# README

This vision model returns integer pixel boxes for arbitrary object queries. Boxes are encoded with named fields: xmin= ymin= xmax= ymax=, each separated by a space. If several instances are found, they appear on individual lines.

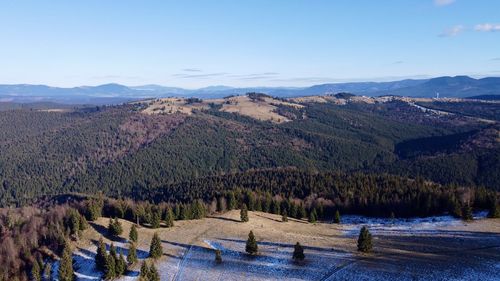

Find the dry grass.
xmin=138 ymin=95 xmax=304 ymax=123
xmin=75 ymin=211 xmax=500 ymax=280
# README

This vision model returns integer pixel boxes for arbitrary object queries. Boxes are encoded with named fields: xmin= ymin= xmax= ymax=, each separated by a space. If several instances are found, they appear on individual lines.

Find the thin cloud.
xmin=182 ymin=68 xmax=202 ymax=72
xmin=439 ymin=25 xmax=464 ymax=37
xmin=230 ymin=72 xmax=280 ymax=80
xmin=173 ymin=72 xmax=227 ymax=79
xmin=434 ymin=0 xmax=455 ymax=6
xmin=491 ymin=58 xmax=500 ymax=61
xmin=475 ymin=23 xmax=500 ymax=32
xmin=392 ymin=61 xmax=404 ymax=65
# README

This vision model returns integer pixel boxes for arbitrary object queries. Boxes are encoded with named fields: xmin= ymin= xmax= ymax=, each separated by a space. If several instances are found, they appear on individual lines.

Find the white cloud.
xmin=434 ymin=0 xmax=455 ymax=6
xmin=475 ymin=23 xmax=500 ymax=32
xmin=439 ymin=25 xmax=464 ymax=37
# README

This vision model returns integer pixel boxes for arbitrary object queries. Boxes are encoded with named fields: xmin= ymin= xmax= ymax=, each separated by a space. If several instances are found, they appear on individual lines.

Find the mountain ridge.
xmin=1 ymin=76 xmax=499 ymax=104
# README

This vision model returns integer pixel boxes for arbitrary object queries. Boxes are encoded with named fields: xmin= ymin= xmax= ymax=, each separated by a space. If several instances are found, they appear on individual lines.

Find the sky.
xmin=0 ymin=0 xmax=499 ymax=88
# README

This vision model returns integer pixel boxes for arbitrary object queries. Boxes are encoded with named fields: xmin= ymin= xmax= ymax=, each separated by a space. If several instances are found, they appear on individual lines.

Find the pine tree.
xmin=108 ymin=218 xmax=123 ymax=236
xmin=67 ymin=209 xmax=81 ymax=237
xmin=96 ymin=237 xmax=108 ymax=271
xmin=192 ymin=200 xmax=206 ymax=219
xmin=151 ymin=211 xmax=161 ymax=228
xmin=139 ymin=260 xmax=149 ymax=278
xmin=104 ymin=254 xmax=116 ymax=280
xmin=271 ymin=200 xmax=280 ymax=215
xmin=164 ymin=207 xmax=174 ymax=227
xmin=281 ymin=210 xmax=288 ymax=222
xmin=127 ymin=242 xmax=138 ymax=264
xmin=148 ymin=263 xmax=160 ymax=281
xmin=247 ymin=192 xmax=256 ymax=211
xmin=149 ymin=232 xmax=163 ymax=259
xmin=180 ymin=204 xmax=191 ymax=220
xmin=174 ymin=204 xmax=181 ymax=220
xmin=240 ymin=203 xmax=249 ymax=222
xmin=308 ymin=208 xmax=317 ymax=223
xmin=129 ymin=224 xmax=138 ymax=243
xmin=292 ymin=242 xmax=305 ymax=261
xmin=245 ymin=231 xmax=258 ymax=255
xmin=227 ymin=192 xmax=237 ymax=210
xmin=58 ymin=244 xmax=74 ymax=281
xmin=289 ymin=202 xmax=297 ymax=218
xmin=297 ymin=203 xmax=306 ymax=219
xmin=116 ymin=252 xmax=126 ymax=276
xmin=334 ymin=210 xmax=341 ymax=224
xmin=31 ymin=259 xmax=41 ymax=281
xmin=215 ymin=249 xmax=222 ymax=264
xmin=357 ymin=226 xmax=373 ymax=253
xmin=462 ymin=204 xmax=473 ymax=221
xmin=109 ymin=243 xmax=117 ymax=260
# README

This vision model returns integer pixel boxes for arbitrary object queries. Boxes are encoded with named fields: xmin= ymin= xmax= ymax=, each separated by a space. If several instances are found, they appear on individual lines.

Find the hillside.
xmin=0 ymin=94 xmax=498 ymax=207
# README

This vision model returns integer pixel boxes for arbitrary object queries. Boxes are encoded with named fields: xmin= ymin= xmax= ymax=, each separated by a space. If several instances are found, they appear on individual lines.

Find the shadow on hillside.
xmin=89 ymin=222 xmax=127 ymax=243
xmin=89 ymin=239 xmax=149 ymax=259
xmin=207 ymin=216 xmax=242 ymax=223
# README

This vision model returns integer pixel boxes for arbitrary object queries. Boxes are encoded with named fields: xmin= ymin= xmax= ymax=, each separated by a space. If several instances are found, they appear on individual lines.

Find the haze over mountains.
xmin=1 ymin=76 xmax=499 ymax=104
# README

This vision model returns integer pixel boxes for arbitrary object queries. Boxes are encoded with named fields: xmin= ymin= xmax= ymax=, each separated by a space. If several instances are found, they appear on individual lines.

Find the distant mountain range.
xmin=1 ymin=76 xmax=499 ymax=104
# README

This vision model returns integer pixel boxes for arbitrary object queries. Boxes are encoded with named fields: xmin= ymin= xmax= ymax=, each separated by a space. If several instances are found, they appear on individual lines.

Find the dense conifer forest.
xmin=0 ymin=99 xmax=498 ymax=207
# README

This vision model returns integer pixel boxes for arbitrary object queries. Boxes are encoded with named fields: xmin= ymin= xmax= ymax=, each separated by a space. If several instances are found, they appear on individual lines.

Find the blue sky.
xmin=0 ymin=0 xmax=499 ymax=88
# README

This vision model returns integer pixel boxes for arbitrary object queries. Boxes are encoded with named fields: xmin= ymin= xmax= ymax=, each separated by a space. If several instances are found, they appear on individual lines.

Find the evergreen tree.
xmin=180 ymin=204 xmax=191 ymax=220
xmin=116 ymin=252 xmax=126 ymax=276
xmin=149 ymin=232 xmax=163 ymax=259
xmin=289 ymin=202 xmax=297 ymax=218
xmin=245 ymin=231 xmax=258 ymax=255
xmin=109 ymin=243 xmax=117 ymax=260
xmin=58 ymin=244 xmax=74 ymax=281
xmin=129 ymin=224 xmax=138 ymax=243
xmin=127 ymin=242 xmax=138 ymax=264
xmin=308 ymin=208 xmax=317 ymax=223
xmin=292 ymin=242 xmax=305 ymax=261
xmin=108 ymin=218 xmax=123 ymax=236
xmin=192 ymin=200 xmax=206 ymax=219
xmin=151 ymin=211 xmax=161 ymax=228
xmin=139 ymin=260 xmax=149 ymax=279
xmin=67 ymin=209 xmax=81 ymax=237
xmin=297 ymin=203 xmax=306 ymax=219
xmin=174 ymin=204 xmax=181 ymax=220
xmin=96 ymin=237 xmax=108 ymax=271
xmin=227 ymin=192 xmax=236 ymax=210
xmin=281 ymin=210 xmax=288 ymax=222
xmin=334 ymin=210 xmax=341 ymax=224
xmin=263 ymin=193 xmax=272 ymax=213
xmin=104 ymin=254 xmax=116 ymax=280
xmin=215 ymin=249 xmax=222 ymax=264
xmin=164 ymin=206 xmax=174 ymax=227
xmin=247 ymin=192 xmax=256 ymax=211
xmin=31 ymin=259 xmax=41 ymax=281
xmin=271 ymin=200 xmax=280 ymax=215
xmin=87 ymin=200 xmax=102 ymax=221
xmin=148 ymin=263 xmax=160 ymax=281
xmin=462 ymin=204 xmax=473 ymax=221
xmin=240 ymin=203 xmax=249 ymax=222
xmin=357 ymin=226 xmax=373 ymax=253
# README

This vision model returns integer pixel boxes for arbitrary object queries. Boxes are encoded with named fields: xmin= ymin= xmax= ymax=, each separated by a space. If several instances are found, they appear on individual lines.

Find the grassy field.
xmin=70 ymin=210 xmax=500 ymax=281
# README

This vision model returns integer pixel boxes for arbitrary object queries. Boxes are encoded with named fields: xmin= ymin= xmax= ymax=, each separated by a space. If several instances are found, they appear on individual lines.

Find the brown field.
xmin=72 ymin=210 xmax=500 ymax=281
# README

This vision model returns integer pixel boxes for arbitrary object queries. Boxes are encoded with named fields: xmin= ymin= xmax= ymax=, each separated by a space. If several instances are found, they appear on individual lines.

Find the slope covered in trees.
xmin=0 ymin=98 xmax=498 ymax=207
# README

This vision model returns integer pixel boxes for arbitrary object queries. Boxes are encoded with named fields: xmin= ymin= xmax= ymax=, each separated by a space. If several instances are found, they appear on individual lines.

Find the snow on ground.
xmin=71 ymin=212 xmax=499 ymax=281
xmin=159 ymin=238 xmax=353 ymax=281
xmin=341 ymin=211 xmax=488 ymax=236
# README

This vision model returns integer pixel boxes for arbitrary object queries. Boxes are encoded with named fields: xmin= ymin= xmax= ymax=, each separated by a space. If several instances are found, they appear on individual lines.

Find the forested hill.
xmin=0 ymin=96 xmax=498 ymax=207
